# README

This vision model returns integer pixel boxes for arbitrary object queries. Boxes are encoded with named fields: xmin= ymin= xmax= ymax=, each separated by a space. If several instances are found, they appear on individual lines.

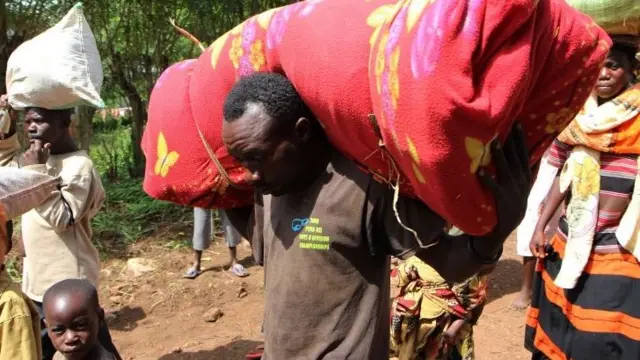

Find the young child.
xmin=43 ymin=279 xmax=116 ymax=360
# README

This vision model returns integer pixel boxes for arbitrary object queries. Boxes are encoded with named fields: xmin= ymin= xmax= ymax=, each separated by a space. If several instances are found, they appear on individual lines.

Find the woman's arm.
xmin=530 ymin=176 xmax=565 ymax=257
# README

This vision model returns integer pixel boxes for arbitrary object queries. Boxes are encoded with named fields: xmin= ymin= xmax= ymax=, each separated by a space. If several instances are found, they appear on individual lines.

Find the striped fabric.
xmin=525 ymin=139 xmax=640 ymax=359
xmin=550 ymin=139 xmax=638 ymax=249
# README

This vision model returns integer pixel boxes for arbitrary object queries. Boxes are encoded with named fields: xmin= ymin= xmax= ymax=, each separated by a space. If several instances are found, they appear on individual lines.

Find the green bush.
xmin=89 ymin=116 xmax=193 ymax=252
xmin=90 ymin=116 xmax=134 ymax=180
xmin=92 ymin=178 xmax=192 ymax=245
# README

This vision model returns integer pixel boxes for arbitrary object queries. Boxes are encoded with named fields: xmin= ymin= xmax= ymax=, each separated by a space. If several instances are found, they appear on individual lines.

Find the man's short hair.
xmin=223 ymin=72 xmax=315 ymax=126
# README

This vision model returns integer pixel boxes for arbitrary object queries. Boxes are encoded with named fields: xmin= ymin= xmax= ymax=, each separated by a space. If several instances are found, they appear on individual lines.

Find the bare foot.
xmin=511 ymin=289 xmax=532 ymax=310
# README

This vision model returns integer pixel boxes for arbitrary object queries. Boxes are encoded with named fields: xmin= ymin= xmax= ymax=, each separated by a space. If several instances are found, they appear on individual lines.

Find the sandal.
xmin=245 ymin=344 xmax=264 ymax=360
xmin=231 ymin=263 xmax=249 ymax=277
xmin=182 ymin=266 xmax=202 ymax=279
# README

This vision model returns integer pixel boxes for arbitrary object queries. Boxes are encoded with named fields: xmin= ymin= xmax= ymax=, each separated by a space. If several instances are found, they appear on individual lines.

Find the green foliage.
xmin=91 ymin=116 xmax=133 ymax=180
xmin=89 ymin=118 xmax=192 ymax=248
xmin=92 ymin=177 xmax=192 ymax=246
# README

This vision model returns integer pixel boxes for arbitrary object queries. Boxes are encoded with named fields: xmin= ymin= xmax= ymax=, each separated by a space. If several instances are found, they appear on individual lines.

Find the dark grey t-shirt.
xmin=248 ymin=153 xmax=444 ymax=360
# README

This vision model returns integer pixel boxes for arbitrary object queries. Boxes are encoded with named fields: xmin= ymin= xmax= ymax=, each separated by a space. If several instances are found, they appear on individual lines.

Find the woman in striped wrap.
xmin=525 ymin=37 xmax=640 ymax=360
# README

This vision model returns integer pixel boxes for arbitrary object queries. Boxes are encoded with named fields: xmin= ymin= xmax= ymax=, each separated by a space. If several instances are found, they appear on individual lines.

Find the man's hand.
xmin=22 ymin=140 xmax=51 ymax=166
xmin=474 ymin=124 xmax=532 ymax=257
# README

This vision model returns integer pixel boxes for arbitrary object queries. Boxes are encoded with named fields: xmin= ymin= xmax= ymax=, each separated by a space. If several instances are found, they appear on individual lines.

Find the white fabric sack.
xmin=5 ymin=3 xmax=104 ymax=110
xmin=0 ymin=167 xmax=60 ymax=219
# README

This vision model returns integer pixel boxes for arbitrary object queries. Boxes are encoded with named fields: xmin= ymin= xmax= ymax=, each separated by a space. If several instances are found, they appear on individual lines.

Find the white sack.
xmin=0 ymin=167 xmax=60 ymax=219
xmin=6 ymin=3 xmax=104 ymax=110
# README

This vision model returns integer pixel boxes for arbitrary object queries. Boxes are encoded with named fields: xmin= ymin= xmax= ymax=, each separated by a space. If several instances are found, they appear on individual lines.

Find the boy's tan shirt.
xmin=0 ymin=135 xmax=105 ymax=302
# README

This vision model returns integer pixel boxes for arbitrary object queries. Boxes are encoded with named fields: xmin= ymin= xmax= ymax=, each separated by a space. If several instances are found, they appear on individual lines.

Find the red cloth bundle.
xmin=187 ymin=0 xmax=397 ymax=207
xmin=143 ymin=0 xmax=609 ymax=234
xmin=369 ymin=0 xmax=610 ymax=233
xmin=142 ymin=60 xmax=253 ymax=208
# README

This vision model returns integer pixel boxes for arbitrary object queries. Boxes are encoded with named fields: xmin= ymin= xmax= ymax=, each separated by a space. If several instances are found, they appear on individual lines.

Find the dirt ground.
xmin=102 ymin=234 xmax=531 ymax=360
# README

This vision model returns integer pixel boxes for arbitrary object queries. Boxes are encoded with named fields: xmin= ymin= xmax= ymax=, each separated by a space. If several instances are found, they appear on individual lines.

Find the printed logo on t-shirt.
xmin=292 ymin=217 xmax=330 ymax=251
xmin=291 ymin=218 xmax=310 ymax=232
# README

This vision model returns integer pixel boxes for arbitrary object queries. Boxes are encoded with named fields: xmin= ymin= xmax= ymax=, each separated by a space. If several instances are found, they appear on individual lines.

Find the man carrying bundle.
xmin=222 ymin=73 xmax=532 ymax=359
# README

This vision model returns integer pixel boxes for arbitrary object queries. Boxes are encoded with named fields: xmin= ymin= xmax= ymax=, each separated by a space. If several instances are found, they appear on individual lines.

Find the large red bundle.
xmin=368 ymin=0 xmax=611 ymax=233
xmin=142 ymin=60 xmax=253 ymax=208
xmin=143 ymin=0 xmax=609 ymax=234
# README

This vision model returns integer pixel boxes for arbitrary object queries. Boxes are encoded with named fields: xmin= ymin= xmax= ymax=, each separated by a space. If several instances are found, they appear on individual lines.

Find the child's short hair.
xmin=43 ymin=278 xmax=100 ymax=310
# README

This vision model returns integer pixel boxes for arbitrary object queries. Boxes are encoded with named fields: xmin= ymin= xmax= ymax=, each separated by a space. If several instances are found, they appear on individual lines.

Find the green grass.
xmin=89 ymin=118 xmax=195 ymax=257
xmin=92 ymin=178 xmax=192 ymax=244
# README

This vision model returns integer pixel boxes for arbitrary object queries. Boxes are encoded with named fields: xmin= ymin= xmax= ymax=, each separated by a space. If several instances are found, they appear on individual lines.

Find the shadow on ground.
xmin=106 ymin=305 xmax=147 ymax=331
xmin=486 ymin=258 xmax=523 ymax=304
xmin=158 ymin=339 xmax=262 ymax=360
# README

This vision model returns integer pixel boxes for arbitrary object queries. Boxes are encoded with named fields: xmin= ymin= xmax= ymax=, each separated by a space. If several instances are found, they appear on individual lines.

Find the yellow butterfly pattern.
xmin=406 ymin=136 xmax=426 ymax=183
xmin=465 ymin=136 xmax=492 ymax=174
xmin=154 ymin=132 xmax=180 ymax=178
xmin=366 ymin=4 xmax=395 ymax=47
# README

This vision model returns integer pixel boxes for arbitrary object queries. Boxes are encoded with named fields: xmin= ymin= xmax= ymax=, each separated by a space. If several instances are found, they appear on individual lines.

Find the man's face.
xmin=44 ymin=294 xmax=101 ymax=360
xmin=23 ymin=108 xmax=65 ymax=145
xmin=222 ymin=104 xmax=307 ymax=196
xmin=595 ymin=49 xmax=632 ymax=100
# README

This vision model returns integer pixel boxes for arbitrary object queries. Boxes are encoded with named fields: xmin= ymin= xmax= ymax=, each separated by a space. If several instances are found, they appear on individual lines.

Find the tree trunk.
xmin=128 ymin=96 xmax=146 ymax=178
xmin=74 ymin=106 xmax=96 ymax=151
xmin=111 ymin=51 xmax=147 ymax=178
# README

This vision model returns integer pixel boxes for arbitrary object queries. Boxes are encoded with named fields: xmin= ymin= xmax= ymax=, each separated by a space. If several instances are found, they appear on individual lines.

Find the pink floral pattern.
xmin=380 ymin=5 xmax=408 ymax=132
xmin=462 ymin=0 xmax=483 ymax=38
xmin=410 ymin=0 xmax=454 ymax=79
xmin=300 ymin=0 xmax=324 ymax=17
xmin=229 ymin=19 xmax=267 ymax=77
xmin=267 ymin=7 xmax=293 ymax=50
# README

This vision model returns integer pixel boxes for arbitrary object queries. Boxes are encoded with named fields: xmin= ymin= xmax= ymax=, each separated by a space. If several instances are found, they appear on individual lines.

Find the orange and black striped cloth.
xmin=525 ymin=140 xmax=640 ymax=359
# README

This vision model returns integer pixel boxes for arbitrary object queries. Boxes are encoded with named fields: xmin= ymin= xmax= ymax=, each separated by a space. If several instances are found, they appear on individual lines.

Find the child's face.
xmin=44 ymin=294 xmax=101 ymax=360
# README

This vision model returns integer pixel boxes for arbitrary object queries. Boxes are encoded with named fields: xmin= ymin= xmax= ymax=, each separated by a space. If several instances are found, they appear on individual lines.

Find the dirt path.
xmin=104 ymin=235 xmax=530 ymax=359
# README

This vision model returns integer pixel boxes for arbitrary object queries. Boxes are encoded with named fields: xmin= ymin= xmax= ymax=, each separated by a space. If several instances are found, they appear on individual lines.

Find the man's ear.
xmin=43 ymin=318 xmax=49 ymax=329
xmin=97 ymin=307 xmax=105 ymax=323
xmin=294 ymin=117 xmax=311 ymax=143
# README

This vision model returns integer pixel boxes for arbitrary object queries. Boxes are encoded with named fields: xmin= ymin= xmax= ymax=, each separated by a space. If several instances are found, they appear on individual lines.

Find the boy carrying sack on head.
xmin=0 ymin=4 xmax=120 ymax=358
